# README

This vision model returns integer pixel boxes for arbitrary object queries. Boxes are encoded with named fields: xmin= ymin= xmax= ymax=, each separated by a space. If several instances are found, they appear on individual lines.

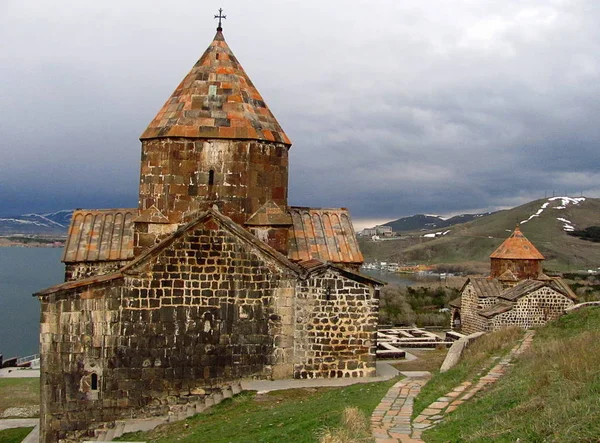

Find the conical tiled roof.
xmin=140 ymin=31 xmax=291 ymax=145
xmin=490 ymin=226 xmax=544 ymax=260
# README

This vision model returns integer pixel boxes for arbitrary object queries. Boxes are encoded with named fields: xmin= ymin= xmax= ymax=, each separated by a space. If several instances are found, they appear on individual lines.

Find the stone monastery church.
xmin=36 ymin=23 xmax=382 ymax=442
xmin=450 ymin=226 xmax=576 ymax=334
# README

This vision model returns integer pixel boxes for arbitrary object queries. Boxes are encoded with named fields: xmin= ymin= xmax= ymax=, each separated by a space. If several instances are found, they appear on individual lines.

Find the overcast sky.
xmin=1 ymin=0 xmax=599 ymax=228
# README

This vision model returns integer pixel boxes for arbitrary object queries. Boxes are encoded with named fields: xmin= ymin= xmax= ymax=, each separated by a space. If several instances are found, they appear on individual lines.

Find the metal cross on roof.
xmin=215 ymin=8 xmax=226 ymax=31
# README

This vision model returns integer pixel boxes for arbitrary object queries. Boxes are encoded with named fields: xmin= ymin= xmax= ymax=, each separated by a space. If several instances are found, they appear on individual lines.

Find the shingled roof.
xmin=490 ymin=226 xmax=544 ymax=260
xmin=498 ymin=278 xmax=577 ymax=302
xmin=63 ymin=209 xmax=135 ymax=263
xmin=140 ymin=30 xmax=291 ymax=145
xmin=288 ymin=207 xmax=363 ymax=265
xmin=479 ymin=302 xmax=514 ymax=318
xmin=468 ymin=278 xmax=504 ymax=298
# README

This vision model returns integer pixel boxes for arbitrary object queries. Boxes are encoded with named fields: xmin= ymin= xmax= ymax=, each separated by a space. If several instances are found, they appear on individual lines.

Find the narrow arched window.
xmin=208 ymin=170 xmax=215 ymax=186
xmin=91 ymin=373 xmax=98 ymax=390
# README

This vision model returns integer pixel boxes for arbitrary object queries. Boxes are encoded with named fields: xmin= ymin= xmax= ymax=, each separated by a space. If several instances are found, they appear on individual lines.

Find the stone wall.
xmin=490 ymin=258 xmax=542 ymax=280
xmin=293 ymin=269 xmax=378 ymax=379
xmin=460 ymin=283 xmax=493 ymax=334
xmin=39 ymin=217 xmax=297 ymax=442
xmin=491 ymin=287 xmax=574 ymax=330
xmin=138 ymin=138 xmax=289 ymax=225
xmin=64 ymin=260 xmax=130 ymax=281
xmin=39 ymin=282 xmax=122 ymax=443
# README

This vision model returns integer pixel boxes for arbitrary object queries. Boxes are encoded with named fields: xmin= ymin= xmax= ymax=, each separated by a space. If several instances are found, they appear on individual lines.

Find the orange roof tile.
xmin=490 ymin=226 xmax=544 ymax=260
xmin=63 ymin=209 xmax=135 ymax=263
xmin=140 ymin=31 xmax=291 ymax=146
xmin=288 ymin=207 xmax=363 ymax=265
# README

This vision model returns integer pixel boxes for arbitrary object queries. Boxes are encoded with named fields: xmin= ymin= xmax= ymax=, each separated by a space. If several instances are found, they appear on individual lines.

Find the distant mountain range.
xmin=382 ymin=213 xmax=493 ymax=232
xmin=360 ymin=196 xmax=600 ymax=272
xmin=0 ymin=210 xmax=73 ymax=235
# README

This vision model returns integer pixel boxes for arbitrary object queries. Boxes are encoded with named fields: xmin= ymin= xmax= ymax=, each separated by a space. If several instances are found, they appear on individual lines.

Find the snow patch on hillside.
xmin=521 ymin=197 xmax=585 ymax=224
xmin=549 ymin=196 xmax=585 ymax=209
xmin=557 ymin=217 xmax=575 ymax=232
xmin=0 ymin=218 xmax=45 ymax=226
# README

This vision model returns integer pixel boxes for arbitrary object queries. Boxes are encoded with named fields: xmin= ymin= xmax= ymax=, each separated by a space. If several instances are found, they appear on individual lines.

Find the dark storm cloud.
xmin=1 ymin=0 xmax=599 ymax=224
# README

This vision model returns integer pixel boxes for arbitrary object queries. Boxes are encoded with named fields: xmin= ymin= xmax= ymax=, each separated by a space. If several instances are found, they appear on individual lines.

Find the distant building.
xmin=360 ymin=225 xmax=393 ymax=237
xmin=360 ymin=228 xmax=377 ymax=237
xmin=375 ymin=225 xmax=393 ymax=236
xmin=450 ymin=226 xmax=576 ymax=333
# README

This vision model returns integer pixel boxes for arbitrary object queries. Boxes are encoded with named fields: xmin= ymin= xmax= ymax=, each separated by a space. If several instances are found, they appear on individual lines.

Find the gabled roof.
xmin=449 ymin=296 xmax=462 ymax=309
xmin=296 ymin=259 xmax=385 ymax=286
xmin=465 ymin=277 xmax=503 ymax=298
xmin=288 ymin=207 xmax=363 ymax=265
xmin=35 ymin=272 xmax=123 ymax=297
xmin=479 ymin=302 xmax=514 ymax=318
xmin=498 ymin=278 xmax=577 ymax=302
xmin=40 ymin=208 xmax=379 ymax=296
xmin=121 ymin=208 xmax=302 ymax=276
xmin=490 ymin=226 xmax=544 ymax=260
xmin=63 ymin=209 xmax=135 ymax=263
xmin=140 ymin=31 xmax=291 ymax=146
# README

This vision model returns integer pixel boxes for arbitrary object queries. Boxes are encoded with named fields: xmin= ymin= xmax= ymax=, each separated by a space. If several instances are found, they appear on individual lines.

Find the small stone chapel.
xmin=450 ymin=226 xmax=576 ymax=334
xmin=35 ymin=19 xmax=381 ymax=443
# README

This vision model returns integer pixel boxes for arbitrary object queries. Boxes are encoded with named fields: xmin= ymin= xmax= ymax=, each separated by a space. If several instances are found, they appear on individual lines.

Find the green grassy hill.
xmin=424 ymin=307 xmax=600 ymax=442
xmin=361 ymin=197 xmax=600 ymax=272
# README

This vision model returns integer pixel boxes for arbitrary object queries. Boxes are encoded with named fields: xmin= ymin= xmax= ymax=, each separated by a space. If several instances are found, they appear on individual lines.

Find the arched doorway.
xmin=452 ymin=310 xmax=462 ymax=331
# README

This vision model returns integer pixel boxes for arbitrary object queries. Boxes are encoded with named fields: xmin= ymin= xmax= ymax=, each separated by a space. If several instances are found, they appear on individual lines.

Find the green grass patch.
xmin=0 ymin=378 xmax=39 ymax=416
xmin=0 ymin=427 xmax=34 ymax=443
xmin=117 ymin=378 xmax=397 ymax=443
xmin=424 ymin=307 xmax=600 ymax=442
xmin=413 ymin=327 xmax=523 ymax=418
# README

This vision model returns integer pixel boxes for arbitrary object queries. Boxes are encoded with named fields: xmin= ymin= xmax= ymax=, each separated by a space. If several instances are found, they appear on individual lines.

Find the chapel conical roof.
xmin=140 ymin=30 xmax=291 ymax=145
xmin=490 ymin=226 xmax=544 ymax=260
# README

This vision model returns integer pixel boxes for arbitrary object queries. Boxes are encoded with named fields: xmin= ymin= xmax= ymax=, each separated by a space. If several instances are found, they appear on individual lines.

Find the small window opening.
xmin=91 ymin=373 xmax=98 ymax=391
xmin=325 ymin=286 xmax=332 ymax=301
xmin=208 ymin=170 xmax=215 ymax=186
xmin=216 ymin=53 xmax=219 ymax=60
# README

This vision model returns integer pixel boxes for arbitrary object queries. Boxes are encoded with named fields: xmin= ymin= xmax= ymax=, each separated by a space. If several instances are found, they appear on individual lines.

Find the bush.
xmin=379 ymin=285 xmax=457 ymax=327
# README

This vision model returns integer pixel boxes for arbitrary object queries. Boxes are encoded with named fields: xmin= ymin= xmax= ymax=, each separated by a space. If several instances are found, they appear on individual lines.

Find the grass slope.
xmin=0 ymin=378 xmax=39 ymax=417
xmin=412 ymin=327 xmax=523 ymax=419
xmin=363 ymin=197 xmax=600 ymax=271
xmin=424 ymin=307 xmax=600 ymax=442
xmin=0 ymin=427 xmax=34 ymax=443
xmin=117 ymin=379 xmax=397 ymax=443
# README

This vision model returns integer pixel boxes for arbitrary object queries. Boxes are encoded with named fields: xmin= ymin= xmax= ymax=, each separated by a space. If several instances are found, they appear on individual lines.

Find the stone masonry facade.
xmin=139 ymin=136 xmax=288 ymax=226
xmin=294 ymin=269 xmax=378 ymax=379
xmin=459 ymin=282 xmax=493 ymax=335
xmin=36 ymin=26 xmax=381 ymax=443
xmin=490 ymin=287 xmax=574 ymax=330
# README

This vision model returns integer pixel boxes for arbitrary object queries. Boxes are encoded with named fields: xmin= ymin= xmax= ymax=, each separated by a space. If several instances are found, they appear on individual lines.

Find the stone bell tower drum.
xmin=138 ymin=30 xmax=291 ymax=226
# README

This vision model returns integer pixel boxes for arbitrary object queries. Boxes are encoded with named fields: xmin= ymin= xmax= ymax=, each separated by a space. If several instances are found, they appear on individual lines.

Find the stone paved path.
xmin=371 ymin=330 xmax=535 ymax=442
xmin=371 ymin=372 xmax=431 ymax=443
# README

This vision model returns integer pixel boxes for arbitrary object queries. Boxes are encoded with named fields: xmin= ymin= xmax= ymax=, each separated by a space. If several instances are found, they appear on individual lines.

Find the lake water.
xmin=0 ymin=247 xmax=64 ymax=359
xmin=360 ymin=269 xmax=442 ymax=287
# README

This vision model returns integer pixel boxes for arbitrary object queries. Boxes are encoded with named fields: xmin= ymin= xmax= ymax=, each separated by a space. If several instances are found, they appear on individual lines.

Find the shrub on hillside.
xmin=567 ymin=225 xmax=600 ymax=242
